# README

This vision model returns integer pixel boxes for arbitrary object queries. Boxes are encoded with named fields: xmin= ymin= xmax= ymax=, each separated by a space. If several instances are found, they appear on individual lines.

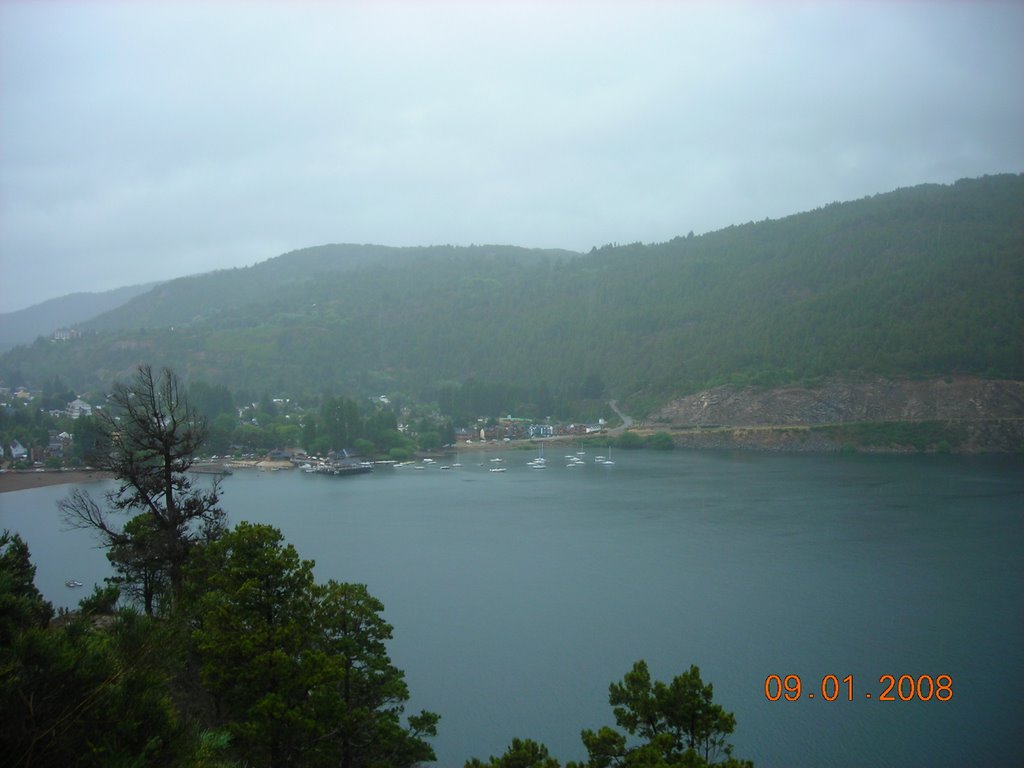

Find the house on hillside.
xmin=10 ymin=440 xmax=28 ymax=461
xmin=66 ymin=398 xmax=93 ymax=419
xmin=47 ymin=431 xmax=70 ymax=459
xmin=52 ymin=328 xmax=80 ymax=341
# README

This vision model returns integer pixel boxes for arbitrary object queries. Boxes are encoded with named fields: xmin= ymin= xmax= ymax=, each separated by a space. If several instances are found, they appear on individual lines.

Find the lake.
xmin=2 ymin=449 xmax=1022 ymax=767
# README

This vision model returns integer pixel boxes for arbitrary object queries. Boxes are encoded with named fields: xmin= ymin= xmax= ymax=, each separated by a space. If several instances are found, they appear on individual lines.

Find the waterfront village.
xmin=1 ymin=386 xmax=610 ymax=475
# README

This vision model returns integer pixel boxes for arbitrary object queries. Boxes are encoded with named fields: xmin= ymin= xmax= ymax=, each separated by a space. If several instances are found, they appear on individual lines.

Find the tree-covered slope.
xmin=583 ymin=173 xmax=1023 ymax=402
xmin=1 ymin=174 xmax=1020 ymax=409
xmin=0 ymin=282 xmax=158 ymax=352
xmin=81 ymin=243 xmax=578 ymax=333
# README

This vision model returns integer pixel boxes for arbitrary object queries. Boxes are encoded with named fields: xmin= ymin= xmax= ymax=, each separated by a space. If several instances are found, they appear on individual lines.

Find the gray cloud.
xmin=1 ymin=1 xmax=1022 ymax=312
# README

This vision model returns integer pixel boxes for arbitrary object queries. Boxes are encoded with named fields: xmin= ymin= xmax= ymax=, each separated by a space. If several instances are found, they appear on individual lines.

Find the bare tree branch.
xmin=59 ymin=365 xmax=224 ymax=613
xmin=59 ymin=488 xmax=127 ymax=548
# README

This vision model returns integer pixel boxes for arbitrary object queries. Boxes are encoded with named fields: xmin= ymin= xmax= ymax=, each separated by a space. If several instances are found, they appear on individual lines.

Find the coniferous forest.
xmin=1 ymin=175 xmax=1020 ymax=420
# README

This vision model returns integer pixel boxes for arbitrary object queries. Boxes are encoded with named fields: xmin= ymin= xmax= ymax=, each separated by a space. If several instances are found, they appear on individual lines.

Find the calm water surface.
xmin=2 ymin=450 xmax=1022 ymax=767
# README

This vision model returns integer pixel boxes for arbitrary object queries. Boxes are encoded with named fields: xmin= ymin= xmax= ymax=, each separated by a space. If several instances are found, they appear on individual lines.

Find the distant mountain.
xmin=0 ymin=283 xmax=159 ymax=353
xmin=83 ymin=244 xmax=579 ymax=333
xmin=1 ymin=174 xmax=1021 ymax=416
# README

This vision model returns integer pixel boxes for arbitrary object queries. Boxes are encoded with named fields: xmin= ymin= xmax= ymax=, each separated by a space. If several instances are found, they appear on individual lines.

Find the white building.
xmin=66 ymin=398 xmax=93 ymax=419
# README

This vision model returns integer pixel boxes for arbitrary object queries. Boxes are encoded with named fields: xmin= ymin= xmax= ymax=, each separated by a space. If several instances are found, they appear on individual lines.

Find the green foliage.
xmin=814 ymin=420 xmax=965 ymax=452
xmin=595 ymin=661 xmax=740 ymax=766
xmin=0 ymin=531 xmax=53 ymax=645
xmin=207 ymin=413 xmax=238 ymax=454
xmin=7 ymin=176 xmax=1020 ymax=410
xmin=78 ymin=583 xmax=120 ymax=615
xmin=417 ymin=430 xmax=443 ymax=451
xmin=466 ymin=737 xmax=562 ymax=768
xmin=442 ymin=378 xmax=573 ymax=422
xmin=188 ymin=523 xmax=319 ymax=765
xmin=181 ymin=729 xmax=240 ymax=768
xmin=320 ymin=396 xmax=364 ymax=450
xmin=466 ymin=661 xmax=751 ymax=768
xmin=1 ymin=593 xmax=186 ymax=767
xmin=311 ymin=581 xmax=439 ymax=768
xmin=189 ymin=380 xmax=234 ymax=420
xmin=187 ymin=522 xmax=438 ymax=768
xmin=38 ymin=375 xmax=76 ymax=411
xmin=105 ymin=513 xmax=171 ymax=616
xmin=580 ymin=373 xmax=606 ymax=400
xmin=614 ymin=431 xmax=645 ymax=450
xmin=645 ymin=432 xmax=675 ymax=451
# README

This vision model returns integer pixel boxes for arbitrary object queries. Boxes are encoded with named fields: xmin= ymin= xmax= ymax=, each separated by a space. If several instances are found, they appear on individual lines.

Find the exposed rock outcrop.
xmin=645 ymin=377 xmax=1024 ymax=453
xmin=649 ymin=377 xmax=1024 ymax=427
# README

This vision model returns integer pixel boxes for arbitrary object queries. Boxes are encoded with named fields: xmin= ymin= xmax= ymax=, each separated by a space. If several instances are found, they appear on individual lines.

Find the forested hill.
xmin=82 ymin=244 xmax=580 ymax=332
xmin=1 ymin=174 xmax=1021 ymax=412
xmin=0 ymin=282 xmax=158 ymax=353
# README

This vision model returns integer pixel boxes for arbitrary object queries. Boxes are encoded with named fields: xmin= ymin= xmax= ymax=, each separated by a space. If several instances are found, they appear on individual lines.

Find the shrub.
xmin=645 ymin=432 xmax=675 ymax=451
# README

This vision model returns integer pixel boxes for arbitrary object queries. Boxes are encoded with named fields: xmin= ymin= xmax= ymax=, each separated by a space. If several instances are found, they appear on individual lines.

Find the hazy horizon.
xmin=2 ymin=172 xmax=1021 ymax=316
xmin=2 ymin=1 xmax=1022 ymax=313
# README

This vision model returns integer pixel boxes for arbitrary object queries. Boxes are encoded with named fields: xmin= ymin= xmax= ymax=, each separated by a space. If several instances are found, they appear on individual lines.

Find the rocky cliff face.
xmin=648 ymin=377 xmax=1024 ymax=427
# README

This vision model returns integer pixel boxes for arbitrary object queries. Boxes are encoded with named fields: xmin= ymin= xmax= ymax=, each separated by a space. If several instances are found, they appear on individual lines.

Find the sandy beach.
xmin=0 ymin=470 xmax=113 ymax=494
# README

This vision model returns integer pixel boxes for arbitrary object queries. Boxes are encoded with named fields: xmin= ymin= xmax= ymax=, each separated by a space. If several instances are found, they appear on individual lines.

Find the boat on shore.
xmin=191 ymin=463 xmax=234 ymax=476
xmin=306 ymin=458 xmax=373 ymax=477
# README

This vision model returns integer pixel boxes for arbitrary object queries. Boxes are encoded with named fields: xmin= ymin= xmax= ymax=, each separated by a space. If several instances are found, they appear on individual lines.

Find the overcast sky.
xmin=1 ymin=1 xmax=1021 ymax=313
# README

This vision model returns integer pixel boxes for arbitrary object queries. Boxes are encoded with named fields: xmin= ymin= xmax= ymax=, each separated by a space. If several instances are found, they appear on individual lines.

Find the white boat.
xmin=65 ymin=579 xmax=83 ymax=588
xmin=527 ymin=443 xmax=547 ymax=468
xmin=489 ymin=467 xmax=507 ymax=473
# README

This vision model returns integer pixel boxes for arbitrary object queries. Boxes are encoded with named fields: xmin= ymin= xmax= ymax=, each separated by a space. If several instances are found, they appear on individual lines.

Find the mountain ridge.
xmin=1 ymin=174 xmax=1020 ymax=421
xmin=0 ymin=282 xmax=160 ymax=353
xmin=82 ymin=244 xmax=580 ymax=333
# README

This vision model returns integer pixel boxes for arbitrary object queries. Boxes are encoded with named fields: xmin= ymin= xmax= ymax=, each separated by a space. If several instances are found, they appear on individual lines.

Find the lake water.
xmin=2 ymin=449 xmax=1022 ymax=767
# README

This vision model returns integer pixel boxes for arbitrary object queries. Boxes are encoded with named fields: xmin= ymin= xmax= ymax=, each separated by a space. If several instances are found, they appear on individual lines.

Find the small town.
xmin=1 ymin=383 xmax=616 ymax=478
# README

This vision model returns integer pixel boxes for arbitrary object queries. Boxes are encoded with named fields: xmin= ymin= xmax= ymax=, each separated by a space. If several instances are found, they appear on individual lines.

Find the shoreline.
xmin=6 ymin=422 xmax=1013 ymax=496
xmin=0 ymin=470 xmax=114 ymax=494
xmin=0 ymin=439 xmax=594 ymax=494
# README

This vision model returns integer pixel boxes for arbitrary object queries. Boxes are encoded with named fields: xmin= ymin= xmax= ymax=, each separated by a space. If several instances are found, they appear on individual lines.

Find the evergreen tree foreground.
xmin=4 ymin=365 xmax=439 ymax=767
xmin=467 ymin=660 xmax=752 ymax=768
